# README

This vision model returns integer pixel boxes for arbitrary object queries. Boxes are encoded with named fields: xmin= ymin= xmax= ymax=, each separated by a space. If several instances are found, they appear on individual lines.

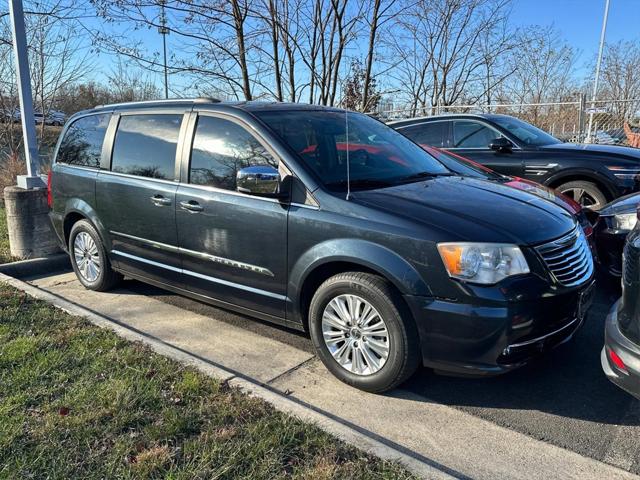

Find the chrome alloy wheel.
xmin=73 ymin=232 xmax=101 ymax=283
xmin=559 ymin=186 xmax=603 ymax=210
xmin=321 ymin=294 xmax=390 ymax=375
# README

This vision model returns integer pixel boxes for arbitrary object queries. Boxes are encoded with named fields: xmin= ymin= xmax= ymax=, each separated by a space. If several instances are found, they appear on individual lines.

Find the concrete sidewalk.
xmin=14 ymin=269 xmax=639 ymax=479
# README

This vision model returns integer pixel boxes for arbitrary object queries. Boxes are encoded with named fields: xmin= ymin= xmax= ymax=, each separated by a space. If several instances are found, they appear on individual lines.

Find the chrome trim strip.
xmin=111 ymin=250 xmax=285 ymax=300
xmin=290 ymin=202 xmax=320 ymax=211
xmin=507 ymin=317 xmax=580 ymax=349
xmin=54 ymin=163 xmax=100 ymax=172
xmin=180 ymin=247 xmax=274 ymax=277
xmin=110 ymin=231 xmax=274 ymax=277
xmin=111 ymin=231 xmax=179 ymax=253
xmin=177 ymin=182 xmax=283 ymax=204
xmin=99 ymin=169 xmax=180 ymax=185
xmin=112 ymin=250 xmax=181 ymax=273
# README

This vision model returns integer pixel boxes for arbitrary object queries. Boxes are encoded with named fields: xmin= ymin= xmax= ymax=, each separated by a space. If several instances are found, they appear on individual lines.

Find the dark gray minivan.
xmin=49 ymin=99 xmax=595 ymax=392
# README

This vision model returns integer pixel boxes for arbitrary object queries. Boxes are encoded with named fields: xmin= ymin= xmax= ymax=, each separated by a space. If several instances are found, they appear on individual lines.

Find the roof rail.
xmin=94 ymin=97 xmax=222 ymax=109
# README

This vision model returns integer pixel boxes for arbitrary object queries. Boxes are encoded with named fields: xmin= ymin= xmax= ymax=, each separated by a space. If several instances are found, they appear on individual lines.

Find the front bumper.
xmin=593 ymin=221 xmax=628 ymax=277
xmin=602 ymin=299 xmax=640 ymax=400
xmin=404 ymin=276 xmax=595 ymax=376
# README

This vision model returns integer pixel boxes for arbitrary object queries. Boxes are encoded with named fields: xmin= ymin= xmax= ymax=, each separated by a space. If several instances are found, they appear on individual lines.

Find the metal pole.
xmin=159 ymin=0 xmax=169 ymax=99
xmin=586 ymin=0 xmax=610 ymax=143
xmin=162 ymin=32 xmax=168 ymax=99
xmin=9 ymin=0 xmax=44 ymax=189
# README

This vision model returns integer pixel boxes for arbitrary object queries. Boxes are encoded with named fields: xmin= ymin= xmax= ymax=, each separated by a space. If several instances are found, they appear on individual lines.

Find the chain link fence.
xmin=375 ymin=97 xmax=640 ymax=147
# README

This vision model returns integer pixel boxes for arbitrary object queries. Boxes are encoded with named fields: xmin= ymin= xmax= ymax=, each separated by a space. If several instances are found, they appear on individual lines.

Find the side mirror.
xmin=236 ymin=165 xmax=285 ymax=198
xmin=489 ymin=137 xmax=513 ymax=152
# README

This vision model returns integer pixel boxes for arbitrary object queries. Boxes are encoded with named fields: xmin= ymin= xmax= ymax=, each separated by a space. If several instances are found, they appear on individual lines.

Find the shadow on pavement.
xmin=398 ymin=274 xmax=639 ymax=430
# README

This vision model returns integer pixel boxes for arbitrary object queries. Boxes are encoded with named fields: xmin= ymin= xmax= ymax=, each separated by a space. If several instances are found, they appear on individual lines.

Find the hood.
xmin=600 ymin=192 xmax=640 ymax=216
xmin=541 ymin=142 xmax=640 ymax=160
xmin=504 ymin=177 xmax=581 ymax=215
xmin=351 ymin=176 xmax=575 ymax=245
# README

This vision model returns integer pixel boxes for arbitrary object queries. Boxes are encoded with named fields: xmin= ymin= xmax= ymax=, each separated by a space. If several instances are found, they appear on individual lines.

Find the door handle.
xmin=180 ymin=200 xmax=204 ymax=212
xmin=150 ymin=195 xmax=172 ymax=206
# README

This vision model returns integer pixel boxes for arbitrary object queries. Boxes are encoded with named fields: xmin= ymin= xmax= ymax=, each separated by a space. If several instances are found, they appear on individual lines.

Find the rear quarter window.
xmin=398 ymin=121 xmax=448 ymax=148
xmin=56 ymin=114 xmax=110 ymax=168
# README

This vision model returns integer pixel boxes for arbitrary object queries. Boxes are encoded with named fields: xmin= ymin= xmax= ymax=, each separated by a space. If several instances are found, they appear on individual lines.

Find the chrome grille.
xmin=535 ymin=227 xmax=594 ymax=287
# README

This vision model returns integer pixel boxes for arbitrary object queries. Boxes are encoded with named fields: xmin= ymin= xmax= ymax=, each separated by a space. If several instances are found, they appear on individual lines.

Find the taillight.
xmin=608 ymin=347 xmax=627 ymax=372
xmin=46 ymin=170 xmax=53 ymax=208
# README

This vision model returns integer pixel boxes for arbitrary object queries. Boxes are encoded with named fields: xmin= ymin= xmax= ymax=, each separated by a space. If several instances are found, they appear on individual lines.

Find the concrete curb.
xmin=0 ymin=268 xmax=455 ymax=480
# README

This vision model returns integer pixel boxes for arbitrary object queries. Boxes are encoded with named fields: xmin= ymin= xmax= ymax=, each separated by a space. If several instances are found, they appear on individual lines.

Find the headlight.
xmin=611 ymin=212 xmax=638 ymax=232
xmin=437 ymin=243 xmax=530 ymax=284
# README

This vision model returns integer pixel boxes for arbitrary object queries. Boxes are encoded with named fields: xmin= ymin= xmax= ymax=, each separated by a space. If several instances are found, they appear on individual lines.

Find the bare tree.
xmin=499 ymin=26 xmax=577 ymax=125
xmin=107 ymin=58 xmax=162 ymax=103
xmin=360 ymin=0 xmax=399 ymax=111
xmin=597 ymin=40 xmax=640 ymax=119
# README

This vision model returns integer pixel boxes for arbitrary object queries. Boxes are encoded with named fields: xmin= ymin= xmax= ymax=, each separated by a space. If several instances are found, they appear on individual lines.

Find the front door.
xmin=96 ymin=112 xmax=185 ymax=284
xmin=447 ymin=119 xmax=524 ymax=178
xmin=176 ymin=113 xmax=288 ymax=319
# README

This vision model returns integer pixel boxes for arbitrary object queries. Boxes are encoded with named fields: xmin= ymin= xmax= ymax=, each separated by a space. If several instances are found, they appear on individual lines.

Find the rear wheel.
xmin=308 ymin=272 xmax=420 ymax=393
xmin=69 ymin=220 xmax=122 ymax=291
xmin=557 ymin=180 xmax=607 ymax=211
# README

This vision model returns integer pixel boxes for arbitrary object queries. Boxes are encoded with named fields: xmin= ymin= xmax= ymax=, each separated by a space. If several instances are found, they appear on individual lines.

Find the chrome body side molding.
xmin=110 ymin=230 xmax=275 ymax=277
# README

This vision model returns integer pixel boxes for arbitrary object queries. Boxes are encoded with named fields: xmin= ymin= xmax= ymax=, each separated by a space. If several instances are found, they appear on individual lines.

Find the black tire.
xmin=308 ymin=272 xmax=420 ymax=393
xmin=68 ymin=219 xmax=122 ymax=291
xmin=556 ymin=180 xmax=607 ymax=211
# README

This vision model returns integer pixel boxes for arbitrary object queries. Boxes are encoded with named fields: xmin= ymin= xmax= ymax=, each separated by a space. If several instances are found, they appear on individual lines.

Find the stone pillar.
xmin=4 ymin=186 xmax=60 ymax=259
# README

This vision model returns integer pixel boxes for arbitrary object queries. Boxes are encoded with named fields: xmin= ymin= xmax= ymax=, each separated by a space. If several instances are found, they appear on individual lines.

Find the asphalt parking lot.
xmin=125 ymin=272 xmax=640 ymax=475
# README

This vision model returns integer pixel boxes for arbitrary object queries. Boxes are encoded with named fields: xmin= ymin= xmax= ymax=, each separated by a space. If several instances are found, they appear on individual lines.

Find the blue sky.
xmin=511 ymin=0 xmax=639 ymax=74
xmin=87 ymin=0 xmax=640 ymax=92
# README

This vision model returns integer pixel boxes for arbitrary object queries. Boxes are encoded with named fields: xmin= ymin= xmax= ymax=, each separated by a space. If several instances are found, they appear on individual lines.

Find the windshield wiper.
xmin=396 ymin=171 xmax=454 ymax=184
xmin=325 ymin=178 xmax=394 ymax=191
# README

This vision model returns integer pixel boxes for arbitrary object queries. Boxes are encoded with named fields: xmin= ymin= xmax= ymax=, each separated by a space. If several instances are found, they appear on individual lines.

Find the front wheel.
xmin=556 ymin=180 xmax=607 ymax=211
xmin=308 ymin=272 xmax=420 ymax=393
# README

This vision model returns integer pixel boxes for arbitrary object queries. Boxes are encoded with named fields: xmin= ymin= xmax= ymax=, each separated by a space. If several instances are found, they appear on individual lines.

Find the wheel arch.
xmin=62 ymin=199 xmax=109 ymax=249
xmin=545 ymin=169 xmax=617 ymax=201
xmin=289 ymin=240 xmax=431 ymax=331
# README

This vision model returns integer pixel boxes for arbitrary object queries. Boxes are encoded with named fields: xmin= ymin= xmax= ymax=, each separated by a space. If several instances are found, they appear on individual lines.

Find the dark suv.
xmin=389 ymin=114 xmax=640 ymax=210
xmin=49 ymin=99 xmax=595 ymax=392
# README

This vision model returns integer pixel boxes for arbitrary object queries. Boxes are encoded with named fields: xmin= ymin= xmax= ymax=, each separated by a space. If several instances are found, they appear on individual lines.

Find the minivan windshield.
xmin=256 ymin=110 xmax=451 ymax=191
xmin=491 ymin=116 xmax=560 ymax=147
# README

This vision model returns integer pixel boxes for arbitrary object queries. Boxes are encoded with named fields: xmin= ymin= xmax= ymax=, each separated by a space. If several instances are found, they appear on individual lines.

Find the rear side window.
xmin=56 ymin=114 xmax=110 ymax=168
xmin=111 ymin=114 xmax=182 ymax=180
xmin=399 ymin=121 xmax=448 ymax=147
xmin=189 ymin=115 xmax=278 ymax=191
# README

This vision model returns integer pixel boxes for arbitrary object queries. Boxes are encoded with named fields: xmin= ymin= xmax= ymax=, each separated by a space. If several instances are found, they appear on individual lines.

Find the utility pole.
xmin=159 ymin=0 xmax=169 ymax=99
xmin=586 ymin=0 xmax=610 ymax=143
xmin=9 ymin=0 xmax=44 ymax=189
xmin=5 ymin=0 xmax=59 ymax=260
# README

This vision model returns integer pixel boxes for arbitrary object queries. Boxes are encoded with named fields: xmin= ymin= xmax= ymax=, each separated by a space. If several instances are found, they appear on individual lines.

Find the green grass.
xmin=0 ymin=207 xmax=12 ymax=264
xmin=0 ymin=284 xmax=414 ymax=479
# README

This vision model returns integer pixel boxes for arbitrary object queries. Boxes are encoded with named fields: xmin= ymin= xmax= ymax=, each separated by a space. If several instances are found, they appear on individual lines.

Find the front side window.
xmin=400 ymin=121 xmax=448 ymax=147
xmin=111 ymin=114 xmax=182 ymax=180
xmin=491 ymin=116 xmax=560 ymax=146
xmin=452 ymin=120 xmax=501 ymax=149
xmin=189 ymin=115 xmax=278 ymax=192
xmin=56 ymin=114 xmax=110 ymax=168
xmin=256 ymin=110 xmax=450 ymax=192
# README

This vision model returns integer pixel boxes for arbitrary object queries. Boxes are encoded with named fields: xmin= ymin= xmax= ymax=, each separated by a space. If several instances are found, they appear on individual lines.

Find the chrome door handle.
xmin=180 ymin=200 xmax=204 ymax=212
xmin=151 ymin=195 xmax=172 ymax=206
